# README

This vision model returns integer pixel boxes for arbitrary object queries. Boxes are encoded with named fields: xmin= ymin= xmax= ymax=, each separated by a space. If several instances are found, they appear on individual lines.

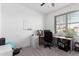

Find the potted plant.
xmin=64 ymin=28 xmax=76 ymax=38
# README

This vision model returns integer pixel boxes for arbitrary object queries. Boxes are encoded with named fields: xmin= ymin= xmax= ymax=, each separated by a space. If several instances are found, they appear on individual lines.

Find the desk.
xmin=54 ymin=36 xmax=72 ymax=40
xmin=39 ymin=36 xmax=44 ymax=45
xmin=53 ymin=36 xmax=73 ymax=53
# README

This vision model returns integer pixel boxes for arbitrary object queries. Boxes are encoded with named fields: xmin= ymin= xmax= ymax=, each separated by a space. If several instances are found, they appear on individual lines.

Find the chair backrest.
xmin=44 ymin=30 xmax=53 ymax=43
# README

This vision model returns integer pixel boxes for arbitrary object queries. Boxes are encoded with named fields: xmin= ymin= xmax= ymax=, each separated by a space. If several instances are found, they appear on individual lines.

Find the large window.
xmin=55 ymin=11 xmax=79 ymax=36
xmin=56 ymin=15 xmax=66 ymax=33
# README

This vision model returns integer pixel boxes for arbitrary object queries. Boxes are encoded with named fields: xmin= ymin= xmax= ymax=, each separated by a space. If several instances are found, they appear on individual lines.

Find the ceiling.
xmin=21 ymin=3 xmax=72 ymax=14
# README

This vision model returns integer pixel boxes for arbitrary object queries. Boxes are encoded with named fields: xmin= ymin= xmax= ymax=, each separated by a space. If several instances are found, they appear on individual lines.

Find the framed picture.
xmin=23 ymin=20 xmax=32 ymax=30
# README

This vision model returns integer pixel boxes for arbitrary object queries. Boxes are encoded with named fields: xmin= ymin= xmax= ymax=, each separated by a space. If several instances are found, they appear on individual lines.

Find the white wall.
xmin=2 ymin=3 xmax=44 ymax=48
xmin=0 ymin=4 xmax=1 ymax=36
xmin=45 ymin=3 xmax=79 ymax=42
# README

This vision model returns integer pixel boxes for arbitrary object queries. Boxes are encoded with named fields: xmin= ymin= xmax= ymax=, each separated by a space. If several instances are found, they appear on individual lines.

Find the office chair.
xmin=44 ymin=30 xmax=53 ymax=49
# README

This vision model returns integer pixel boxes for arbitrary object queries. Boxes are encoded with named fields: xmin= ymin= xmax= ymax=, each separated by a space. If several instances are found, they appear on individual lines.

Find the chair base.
xmin=44 ymin=44 xmax=52 ymax=49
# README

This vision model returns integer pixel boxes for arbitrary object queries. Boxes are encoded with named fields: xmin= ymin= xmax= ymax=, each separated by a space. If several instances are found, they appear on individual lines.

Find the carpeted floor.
xmin=16 ymin=46 xmax=79 ymax=56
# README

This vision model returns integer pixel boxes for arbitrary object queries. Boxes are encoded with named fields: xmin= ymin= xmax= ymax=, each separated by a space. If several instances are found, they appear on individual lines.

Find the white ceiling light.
xmin=40 ymin=3 xmax=55 ymax=7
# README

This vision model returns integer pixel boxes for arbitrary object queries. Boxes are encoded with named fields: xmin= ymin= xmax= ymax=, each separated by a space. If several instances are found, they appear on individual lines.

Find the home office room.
xmin=0 ymin=0 xmax=79 ymax=57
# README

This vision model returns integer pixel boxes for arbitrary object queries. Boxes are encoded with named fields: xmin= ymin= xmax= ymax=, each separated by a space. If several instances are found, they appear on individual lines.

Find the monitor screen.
xmin=0 ymin=38 xmax=5 ymax=46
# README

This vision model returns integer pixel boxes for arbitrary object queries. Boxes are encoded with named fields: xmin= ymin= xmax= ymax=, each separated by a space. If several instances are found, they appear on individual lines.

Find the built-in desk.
xmin=54 ymin=36 xmax=72 ymax=40
xmin=53 ymin=36 xmax=73 ymax=53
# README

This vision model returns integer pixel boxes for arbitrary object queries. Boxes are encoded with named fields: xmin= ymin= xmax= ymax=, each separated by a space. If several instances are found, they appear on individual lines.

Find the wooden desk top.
xmin=53 ymin=36 xmax=72 ymax=40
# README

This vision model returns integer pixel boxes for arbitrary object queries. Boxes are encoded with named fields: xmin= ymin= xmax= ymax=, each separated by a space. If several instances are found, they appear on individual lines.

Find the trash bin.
xmin=31 ymin=35 xmax=39 ymax=48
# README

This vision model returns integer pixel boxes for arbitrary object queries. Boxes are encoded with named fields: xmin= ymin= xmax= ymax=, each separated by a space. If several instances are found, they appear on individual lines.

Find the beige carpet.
xmin=16 ymin=46 xmax=79 ymax=56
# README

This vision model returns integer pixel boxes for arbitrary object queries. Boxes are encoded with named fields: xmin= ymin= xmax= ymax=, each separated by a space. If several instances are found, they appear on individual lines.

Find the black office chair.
xmin=44 ymin=30 xmax=53 ymax=49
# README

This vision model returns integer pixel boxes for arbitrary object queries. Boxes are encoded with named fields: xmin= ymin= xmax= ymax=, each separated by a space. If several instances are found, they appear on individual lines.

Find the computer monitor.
xmin=0 ymin=38 xmax=5 ymax=46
